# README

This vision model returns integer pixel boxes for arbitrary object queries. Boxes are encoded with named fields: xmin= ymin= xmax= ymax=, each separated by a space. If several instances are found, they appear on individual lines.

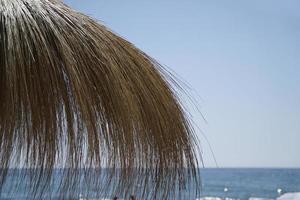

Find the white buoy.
xmin=277 ymin=188 xmax=282 ymax=194
xmin=224 ymin=187 xmax=229 ymax=192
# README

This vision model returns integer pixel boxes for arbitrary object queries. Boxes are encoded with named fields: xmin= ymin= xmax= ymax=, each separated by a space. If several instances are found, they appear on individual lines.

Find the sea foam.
xmin=277 ymin=192 xmax=300 ymax=200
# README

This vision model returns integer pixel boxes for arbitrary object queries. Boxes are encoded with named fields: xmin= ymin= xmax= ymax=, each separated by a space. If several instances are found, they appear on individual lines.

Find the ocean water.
xmin=0 ymin=168 xmax=299 ymax=200
xmin=199 ymin=168 xmax=300 ymax=200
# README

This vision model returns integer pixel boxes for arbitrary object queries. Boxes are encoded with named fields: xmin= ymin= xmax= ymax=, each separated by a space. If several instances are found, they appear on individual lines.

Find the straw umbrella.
xmin=0 ymin=0 xmax=200 ymax=199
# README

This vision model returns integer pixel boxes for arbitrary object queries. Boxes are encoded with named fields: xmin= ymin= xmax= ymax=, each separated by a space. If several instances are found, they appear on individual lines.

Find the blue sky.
xmin=64 ymin=0 xmax=300 ymax=168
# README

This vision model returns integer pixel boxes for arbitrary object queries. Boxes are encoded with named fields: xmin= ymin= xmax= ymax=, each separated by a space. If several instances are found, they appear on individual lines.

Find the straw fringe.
xmin=0 ymin=0 xmax=200 ymax=199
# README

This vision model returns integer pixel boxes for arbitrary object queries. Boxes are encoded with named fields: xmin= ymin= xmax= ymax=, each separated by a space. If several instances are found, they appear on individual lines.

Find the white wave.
xmin=197 ymin=197 xmax=273 ymax=200
xmin=277 ymin=192 xmax=300 ymax=200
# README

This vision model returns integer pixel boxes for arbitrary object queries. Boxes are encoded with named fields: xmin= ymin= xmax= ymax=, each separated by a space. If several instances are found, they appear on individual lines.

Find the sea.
xmin=199 ymin=168 xmax=300 ymax=200
xmin=0 ymin=168 xmax=299 ymax=200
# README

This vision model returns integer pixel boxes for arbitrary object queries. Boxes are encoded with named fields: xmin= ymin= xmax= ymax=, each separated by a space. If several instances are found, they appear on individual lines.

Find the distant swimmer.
xmin=129 ymin=195 xmax=136 ymax=200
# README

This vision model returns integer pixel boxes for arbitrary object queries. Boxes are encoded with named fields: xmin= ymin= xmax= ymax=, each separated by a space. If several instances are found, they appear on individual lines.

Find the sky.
xmin=64 ymin=0 xmax=300 ymax=168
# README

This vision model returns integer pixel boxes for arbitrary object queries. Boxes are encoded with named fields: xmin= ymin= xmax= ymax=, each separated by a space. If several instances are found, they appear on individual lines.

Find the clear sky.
xmin=64 ymin=0 xmax=300 ymax=168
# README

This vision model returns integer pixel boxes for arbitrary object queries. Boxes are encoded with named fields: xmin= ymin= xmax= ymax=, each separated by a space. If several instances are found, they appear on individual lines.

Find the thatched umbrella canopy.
xmin=0 ymin=0 xmax=200 ymax=199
